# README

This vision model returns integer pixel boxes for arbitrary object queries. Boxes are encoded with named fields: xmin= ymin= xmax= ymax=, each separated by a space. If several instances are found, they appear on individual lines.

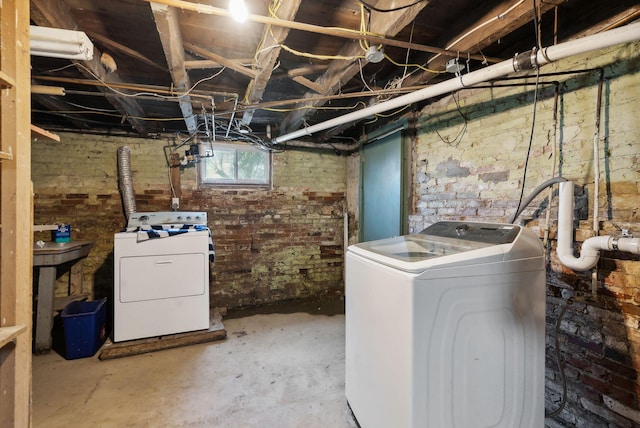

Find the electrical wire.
xmin=434 ymin=91 xmax=468 ymax=146
xmin=67 ymin=62 xmax=227 ymax=101
xmin=358 ymin=58 xmax=375 ymax=92
xmin=512 ymin=0 xmax=543 ymax=223
xmin=262 ymin=100 xmax=367 ymax=113
xmin=546 ymin=298 xmax=572 ymax=418
xmin=357 ymin=0 xmax=427 ymax=13
xmin=262 ymin=0 xmax=370 ymax=62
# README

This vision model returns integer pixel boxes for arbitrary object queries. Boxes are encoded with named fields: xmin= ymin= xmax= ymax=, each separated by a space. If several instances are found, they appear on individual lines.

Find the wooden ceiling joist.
xmin=151 ymin=2 xmax=198 ymax=134
xmin=184 ymin=42 xmax=258 ymax=79
xmin=184 ymin=58 xmax=254 ymax=70
xmin=146 ymin=0 xmax=498 ymax=63
xmin=241 ymin=0 xmax=302 ymax=125
xmin=31 ymin=0 xmax=149 ymax=135
xmin=279 ymin=0 xmax=430 ymax=134
xmin=404 ymin=0 xmax=565 ymax=87
xmin=32 ymin=94 xmax=93 ymax=130
xmin=87 ymin=31 xmax=167 ymax=72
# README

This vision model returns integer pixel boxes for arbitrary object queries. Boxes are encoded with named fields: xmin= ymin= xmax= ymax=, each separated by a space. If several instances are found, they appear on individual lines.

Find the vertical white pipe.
xmin=558 ymin=182 xmax=600 ymax=271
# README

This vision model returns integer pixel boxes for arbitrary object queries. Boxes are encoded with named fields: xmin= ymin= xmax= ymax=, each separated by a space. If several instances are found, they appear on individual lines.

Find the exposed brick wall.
xmin=32 ymin=134 xmax=346 ymax=309
xmin=346 ymin=41 xmax=640 ymax=425
xmin=430 ymin=42 xmax=640 ymax=426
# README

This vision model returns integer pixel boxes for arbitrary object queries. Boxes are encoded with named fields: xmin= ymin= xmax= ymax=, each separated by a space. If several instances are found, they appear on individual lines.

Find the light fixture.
xmin=30 ymin=25 xmax=94 ymax=61
xmin=445 ymin=58 xmax=465 ymax=74
xmin=229 ymin=0 xmax=248 ymax=23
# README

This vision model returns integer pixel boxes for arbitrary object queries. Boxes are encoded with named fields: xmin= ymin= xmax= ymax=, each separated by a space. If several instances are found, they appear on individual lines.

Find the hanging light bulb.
xmin=229 ymin=0 xmax=248 ymax=22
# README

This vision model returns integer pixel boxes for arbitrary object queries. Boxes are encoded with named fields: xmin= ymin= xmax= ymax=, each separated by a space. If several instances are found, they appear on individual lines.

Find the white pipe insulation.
xmin=272 ymin=22 xmax=640 ymax=144
xmin=557 ymin=181 xmax=640 ymax=271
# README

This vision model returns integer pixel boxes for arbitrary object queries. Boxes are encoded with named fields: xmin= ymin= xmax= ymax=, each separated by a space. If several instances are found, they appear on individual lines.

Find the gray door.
xmin=360 ymin=130 xmax=403 ymax=242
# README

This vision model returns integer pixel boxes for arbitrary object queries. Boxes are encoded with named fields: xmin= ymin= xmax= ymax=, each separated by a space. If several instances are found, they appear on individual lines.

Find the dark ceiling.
xmin=29 ymin=0 xmax=640 ymax=146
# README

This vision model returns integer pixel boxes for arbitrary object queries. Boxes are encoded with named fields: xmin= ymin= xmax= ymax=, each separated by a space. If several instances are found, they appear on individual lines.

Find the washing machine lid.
xmin=348 ymin=221 xmax=534 ymax=273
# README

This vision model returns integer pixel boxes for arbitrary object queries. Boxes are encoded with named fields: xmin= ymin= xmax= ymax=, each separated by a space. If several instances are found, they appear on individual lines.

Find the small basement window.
xmin=199 ymin=141 xmax=271 ymax=186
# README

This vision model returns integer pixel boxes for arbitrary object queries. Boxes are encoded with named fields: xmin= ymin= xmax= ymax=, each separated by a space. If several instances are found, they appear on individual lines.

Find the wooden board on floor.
xmin=99 ymin=309 xmax=226 ymax=360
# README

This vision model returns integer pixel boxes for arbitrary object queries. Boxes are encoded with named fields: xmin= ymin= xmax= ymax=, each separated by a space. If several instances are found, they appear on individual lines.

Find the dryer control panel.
xmin=127 ymin=211 xmax=207 ymax=227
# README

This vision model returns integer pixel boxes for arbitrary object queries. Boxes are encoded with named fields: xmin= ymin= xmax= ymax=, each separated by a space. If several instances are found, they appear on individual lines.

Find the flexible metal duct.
xmin=117 ymin=145 xmax=136 ymax=221
xmin=272 ymin=22 xmax=640 ymax=145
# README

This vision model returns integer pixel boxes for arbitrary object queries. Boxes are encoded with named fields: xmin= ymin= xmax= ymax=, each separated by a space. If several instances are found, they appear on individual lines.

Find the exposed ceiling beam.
xmin=184 ymin=58 xmax=253 ymax=70
xmin=279 ymin=0 xmax=429 ymax=134
xmin=32 ymin=74 xmax=240 ymax=112
xmin=183 ymin=42 xmax=258 ymax=79
xmin=572 ymin=5 xmax=640 ymax=37
xmin=145 ymin=0 xmax=499 ymax=63
xmin=241 ymin=0 xmax=302 ymax=125
xmin=319 ymin=0 xmax=566 ymax=140
xmin=31 ymin=0 xmax=149 ymax=135
xmin=32 ymin=94 xmax=93 ymax=130
xmin=291 ymin=76 xmax=325 ymax=94
xmin=404 ymin=0 xmax=565 ymax=87
xmin=150 ymin=2 xmax=198 ymax=134
xmin=87 ymin=31 xmax=167 ymax=72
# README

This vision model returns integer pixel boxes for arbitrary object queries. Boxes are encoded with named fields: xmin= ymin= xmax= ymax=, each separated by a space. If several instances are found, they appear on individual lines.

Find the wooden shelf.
xmin=30 ymin=124 xmax=60 ymax=142
xmin=0 ymin=325 xmax=26 ymax=348
xmin=0 ymin=70 xmax=15 ymax=89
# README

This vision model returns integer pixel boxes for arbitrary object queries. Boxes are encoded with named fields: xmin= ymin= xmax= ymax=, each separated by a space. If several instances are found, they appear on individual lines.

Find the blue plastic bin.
xmin=60 ymin=298 xmax=107 ymax=359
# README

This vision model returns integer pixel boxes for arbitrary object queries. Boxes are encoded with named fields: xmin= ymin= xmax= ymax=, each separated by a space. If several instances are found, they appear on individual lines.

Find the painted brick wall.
xmin=32 ymin=134 xmax=346 ymax=309
xmin=373 ymin=40 xmax=639 ymax=426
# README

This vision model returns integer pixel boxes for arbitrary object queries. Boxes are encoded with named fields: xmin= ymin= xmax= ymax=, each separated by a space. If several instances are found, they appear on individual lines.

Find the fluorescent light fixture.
xmin=229 ymin=0 xmax=248 ymax=22
xmin=30 ymin=25 xmax=94 ymax=61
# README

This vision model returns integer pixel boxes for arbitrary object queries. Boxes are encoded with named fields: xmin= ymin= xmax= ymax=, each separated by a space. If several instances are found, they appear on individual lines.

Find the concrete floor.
xmin=33 ymin=310 xmax=357 ymax=427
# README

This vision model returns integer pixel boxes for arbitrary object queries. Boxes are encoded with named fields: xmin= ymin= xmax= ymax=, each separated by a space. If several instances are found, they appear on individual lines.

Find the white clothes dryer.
xmin=114 ymin=211 xmax=211 ymax=342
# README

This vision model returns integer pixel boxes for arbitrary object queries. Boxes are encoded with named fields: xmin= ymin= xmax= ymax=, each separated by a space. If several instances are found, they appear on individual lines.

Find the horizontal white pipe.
xmin=272 ymin=21 xmax=640 ymax=144
xmin=557 ymin=181 xmax=640 ymax=271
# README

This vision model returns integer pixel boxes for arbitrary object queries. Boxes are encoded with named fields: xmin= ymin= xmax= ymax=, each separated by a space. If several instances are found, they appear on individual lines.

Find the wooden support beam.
xmin=241 ymin=0 xmax=302 ymax=125
xmin=151 ymin=2 xmax=198 ymax=134
xmin=99 ymin=309 xmax=226 ymax=360
xmin=1 ymin=0 xmax=32 ymax=425
xmin=30 ymin=124 xmax=60 ymax=142
xmin=403 ymin=0 xmax=565 ymax=87
xmin=146 ymin=0 xmax=498 ymax=63
xmin=169 ymin=153 xmax=182 ymax=198
xmin=31 ymin=0 xmax=149 ymax=135
xmin=279 ymin=0 xmax=429 ymax=134
xmin=32 ymin=94 xmax=94 ymax=131
xmin=291 ymin=76 xmax=325 ymax=94
xmin=184 ymin=58 xmax=253 ymax=70
xmin=87 ymin=31 xmax=167 ymax=72
xmin=183 ymin=42 xmax=258 ymax=79
xmin=33 ymin=75 xmax=240 ymax=109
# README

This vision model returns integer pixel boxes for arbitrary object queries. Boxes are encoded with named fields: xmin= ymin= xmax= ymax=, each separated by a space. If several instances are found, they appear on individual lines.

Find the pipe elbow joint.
xmin=557 ymin=246 xmax=600 ymax=272
xmin=557 ymin=235 xmax=610 ymax=272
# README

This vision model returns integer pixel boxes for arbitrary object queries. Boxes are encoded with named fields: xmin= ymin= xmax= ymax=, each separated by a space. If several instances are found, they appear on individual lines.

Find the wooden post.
xmin=170 ymin=153 xmax=182 ymax=198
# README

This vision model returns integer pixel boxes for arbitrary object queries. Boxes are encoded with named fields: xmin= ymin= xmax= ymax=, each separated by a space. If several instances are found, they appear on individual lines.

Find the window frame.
xmin=198 ymin=141 xmax=272 ymax=188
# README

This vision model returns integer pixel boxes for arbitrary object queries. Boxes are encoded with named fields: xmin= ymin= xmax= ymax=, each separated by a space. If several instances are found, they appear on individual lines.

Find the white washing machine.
xmin=114 ymin=211 xmax=212 ymax=342
xmin=345 ymin=221 xmax=546 ymax=428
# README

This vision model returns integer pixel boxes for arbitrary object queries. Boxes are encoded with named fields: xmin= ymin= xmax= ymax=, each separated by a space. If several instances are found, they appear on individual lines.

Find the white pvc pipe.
xmin=272 ymin=21 xmax=640 ymax=144
xmin=557 ymin=181 xmax=640 ymax=271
